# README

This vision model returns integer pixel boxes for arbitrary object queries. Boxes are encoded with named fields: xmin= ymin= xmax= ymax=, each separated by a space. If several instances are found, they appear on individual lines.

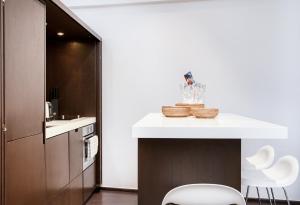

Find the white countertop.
xmin=132 ymin=113 xmax=288 ymax=139
xmin=46 ymin=117 xmax=96 ymax=139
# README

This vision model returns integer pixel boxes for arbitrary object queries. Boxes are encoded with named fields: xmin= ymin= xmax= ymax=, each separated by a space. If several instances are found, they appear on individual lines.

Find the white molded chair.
xmin=262 ymin=156 xmax=299 ymax=187
xmin=243 ymin=156 xmax=299 ymax=205
xmin=161 ymin=184 xmax=246 ymax=205
xmin=242 ymin=145 xmax=275 ymax=204
xmin=245 ymin=145 xmax=275 ymax=170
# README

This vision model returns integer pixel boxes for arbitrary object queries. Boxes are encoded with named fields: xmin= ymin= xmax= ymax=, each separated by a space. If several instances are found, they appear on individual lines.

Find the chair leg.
xmin=245 ymin=186 xmax=250 ymax=203
xmin=282 ymin=187 xmax=290 ymax=205
xmin=266 ymin=188 xmax=273 ymax=205
xmin=271 ymin=188 xmax=276 ymax=205
xmin=256 ymin=187 xmax=262 ymax=205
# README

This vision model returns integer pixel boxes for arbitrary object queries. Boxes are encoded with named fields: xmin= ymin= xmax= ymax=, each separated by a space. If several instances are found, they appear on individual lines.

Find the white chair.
xmin=242 ymin=145 xmax=275 ymax=204
xmin=244 ymin=145 xmax=275 ymax=170
xmin=242 ymin=156 xmax=299 ymax=205
xmin=161 ymin=184 xmax=246 ymax=205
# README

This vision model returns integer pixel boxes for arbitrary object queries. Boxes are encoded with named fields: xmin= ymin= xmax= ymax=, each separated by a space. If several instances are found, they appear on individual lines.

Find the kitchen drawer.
xmin=69 ymin=128 xmax=83 ymax=181
xmin=48 ymin=186 xmax=70 ymax=205
xmin=83 ymin=162 xmax=96 ymax=202
xmin=69 ymin=174 xmax=83 ymax=205
xmin=46 ymin=133 xmax=69 ymax=199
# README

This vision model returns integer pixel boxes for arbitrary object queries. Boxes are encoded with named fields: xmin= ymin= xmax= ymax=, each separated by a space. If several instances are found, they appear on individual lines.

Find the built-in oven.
xmin=82 ymin=124 xmax=97 ymax=170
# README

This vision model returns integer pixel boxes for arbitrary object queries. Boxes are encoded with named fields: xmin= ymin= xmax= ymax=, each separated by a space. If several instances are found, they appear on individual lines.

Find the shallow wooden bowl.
xmin=192 ymin=108 xmax=219 ymax=118
xmin=162 ymin=106 xmax=190 ymax=117
xmin=175 ymin=103 xmax=205 ymax=116
xmin=175 ymin=103 xmax=205 ymax=108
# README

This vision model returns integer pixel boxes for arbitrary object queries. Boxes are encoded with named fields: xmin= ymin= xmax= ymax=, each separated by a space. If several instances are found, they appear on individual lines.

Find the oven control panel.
xmin=82 ymin=124 xmax=94 ymax=136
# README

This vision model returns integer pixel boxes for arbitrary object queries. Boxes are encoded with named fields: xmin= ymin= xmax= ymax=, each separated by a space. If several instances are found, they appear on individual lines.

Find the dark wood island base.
xmin=138 ymin=138 xmax=241 ymax=205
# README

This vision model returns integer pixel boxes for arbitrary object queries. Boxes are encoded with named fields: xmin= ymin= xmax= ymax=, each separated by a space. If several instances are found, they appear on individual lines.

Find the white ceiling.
xmin=61 ymin=0 xmax=202 ymax=8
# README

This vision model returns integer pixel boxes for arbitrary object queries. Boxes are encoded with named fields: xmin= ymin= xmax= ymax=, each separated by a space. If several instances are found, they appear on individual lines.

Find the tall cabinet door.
xmin=0 ymin=2 xmax=3 ymax=204
xmin=4 ymin=0 xmax=46 ymax=204
xmin=4 ymin=0 xmax=45 ymax=141
xmin=6 ymin=134 xmax=46 ymax=205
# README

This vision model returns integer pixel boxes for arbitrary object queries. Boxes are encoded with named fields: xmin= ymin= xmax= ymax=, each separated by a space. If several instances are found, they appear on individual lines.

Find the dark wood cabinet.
xmin=69 ymin=174 xmax=83 ymax=205
xmin=83 ymin=162 xmax=96 ymax=203
xmin=48 ymin=186 xmax=70 ymax=205
xmin=46 ymin=127 xmax=95 ymax=205
xmin=3 ymin=0 xmax=46 ymax=204
xmin=69 ymin=129 xmax=83 ymax=181
xmin=46 ymin=133 xmax=69 ymax=199
xmin=4 ymin=0 xmax=45 ymax=141
xmin=6 ymin=134 xmax=46 ymax=205
xmin=0 ymin=3 xmax=3 ymax=204
xmin=0 ymin=0 xmax=101 ymax=204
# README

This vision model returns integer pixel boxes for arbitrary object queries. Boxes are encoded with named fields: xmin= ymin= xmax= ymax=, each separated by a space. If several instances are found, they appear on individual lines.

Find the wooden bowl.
xmin=162 ymin=106 xmax=190 ymax=117
xmin=192 ymin=108 xmax=219 ymax=118
xmin=175 ymin=103 xmax=205 ymax=116
xmin=175 ymin=103 xmax=205 ymax=108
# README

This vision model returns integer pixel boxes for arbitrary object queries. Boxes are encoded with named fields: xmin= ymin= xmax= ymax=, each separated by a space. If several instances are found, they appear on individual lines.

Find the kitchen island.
xmin=132 ymin=113 xmax=288 ymax=205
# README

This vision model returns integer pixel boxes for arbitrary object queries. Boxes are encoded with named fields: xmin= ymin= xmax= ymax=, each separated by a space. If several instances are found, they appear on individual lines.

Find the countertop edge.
xmin=132 ymin=126 xmax=288 ymax=139
xmin=46 ymin=117 xmax=96 ymax=139
xmin=132 ymin=113 xmax=288 ymax=139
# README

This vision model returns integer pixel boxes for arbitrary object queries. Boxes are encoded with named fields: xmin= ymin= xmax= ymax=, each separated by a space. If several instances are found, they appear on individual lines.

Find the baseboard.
xmin=248 ymin=198 xmax=300 ymax=205
xmin=99 ymin=186 xmax=138 ymax=193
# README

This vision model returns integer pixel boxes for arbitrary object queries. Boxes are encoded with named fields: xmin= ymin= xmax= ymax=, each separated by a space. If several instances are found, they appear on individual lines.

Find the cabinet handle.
xmin=2 ymin=124 xmax=7 ymax=132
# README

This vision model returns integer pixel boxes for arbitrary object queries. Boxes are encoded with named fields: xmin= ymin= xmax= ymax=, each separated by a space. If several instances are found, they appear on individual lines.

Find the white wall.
xmin=65 ymin=0 xmax=300 ymax=200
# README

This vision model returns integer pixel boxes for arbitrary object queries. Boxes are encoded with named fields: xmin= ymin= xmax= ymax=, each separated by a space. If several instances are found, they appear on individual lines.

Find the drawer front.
xmin=83 ymin=162 xmax=96 ymax=202
xmin=46 ymin=133 xmax=69 ymax=198
xmin=69 ymin=128 xmax=83 ymax=181
xmin=69 ymin=174 xmax=83 ymax=205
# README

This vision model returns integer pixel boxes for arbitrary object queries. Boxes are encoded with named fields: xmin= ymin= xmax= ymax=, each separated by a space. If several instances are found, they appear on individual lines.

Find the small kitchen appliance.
xmin=82 ymin=124 xmax=98 ymax=170
xmin=45 ymin=101 xmax=53 ymax=121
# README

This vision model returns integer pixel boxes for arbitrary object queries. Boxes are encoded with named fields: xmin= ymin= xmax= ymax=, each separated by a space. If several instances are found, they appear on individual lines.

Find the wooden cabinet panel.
xmin=48 ymin=187 xmax=70 ymax=205
xmin=6 ymin=134 xmax=46 ymax=205
xmin=69 ymin=174 xmax=83 ymax=205
xmin=69 ymin=129 xmax=83 ymax=181
xmin=46 ymin=133 xmax=69 ymax=199
xmin=0 ymin=5 xmax=2 ymax=204
xmin=83 ymin=162 xmax=96 ymax=202
xmin=4 ymin=0 xmax=45 ymax=141
xmin=46 ymin=40 xmax=97 ymax=117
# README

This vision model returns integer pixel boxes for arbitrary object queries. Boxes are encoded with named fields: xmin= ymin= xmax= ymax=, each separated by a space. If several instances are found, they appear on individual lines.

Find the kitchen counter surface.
xmin=46 ymin=117 xmax=96 ymax=139
xmin=132 ymin=113 xmax=288 ymax=139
